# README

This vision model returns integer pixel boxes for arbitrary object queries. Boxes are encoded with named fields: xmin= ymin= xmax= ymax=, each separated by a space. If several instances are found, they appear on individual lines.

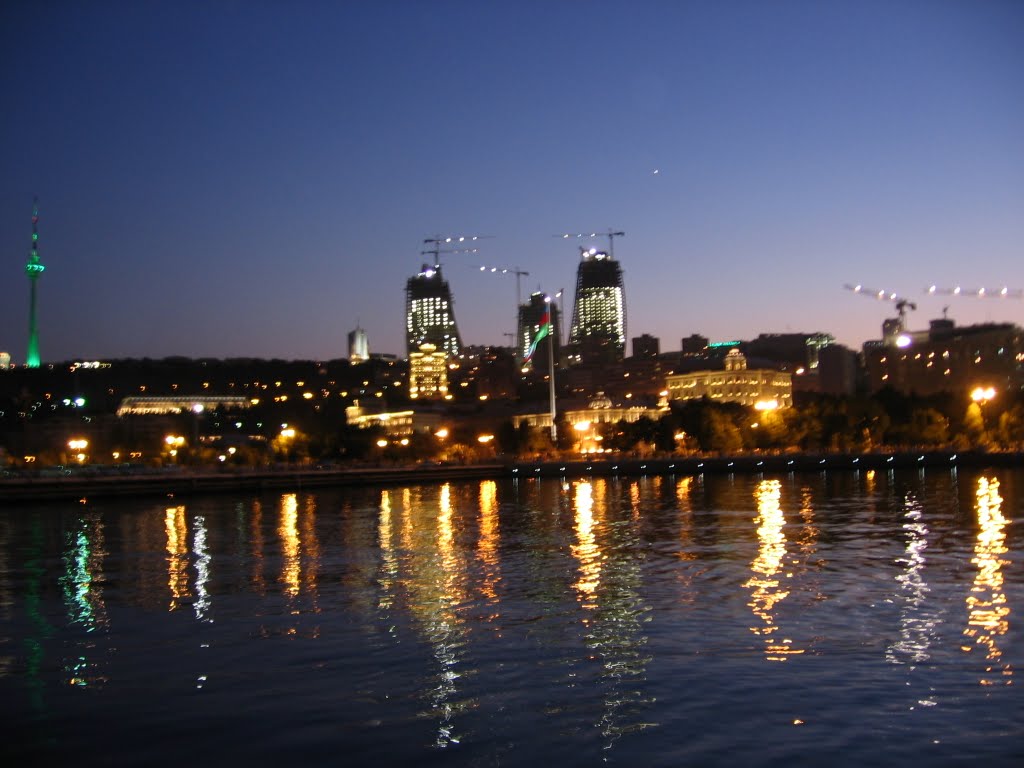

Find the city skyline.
xmin=1 ymin=1 xmax=1022 ymax=363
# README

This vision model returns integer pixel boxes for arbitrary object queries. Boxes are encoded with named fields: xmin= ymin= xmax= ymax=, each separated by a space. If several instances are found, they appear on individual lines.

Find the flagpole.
xmin=547 ymin=295 xmax=557 ymax=443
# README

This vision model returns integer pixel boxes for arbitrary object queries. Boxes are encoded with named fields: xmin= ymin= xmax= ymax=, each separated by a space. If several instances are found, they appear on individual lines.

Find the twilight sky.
xmin=1 ymin=0 xmax=1022 ymax=363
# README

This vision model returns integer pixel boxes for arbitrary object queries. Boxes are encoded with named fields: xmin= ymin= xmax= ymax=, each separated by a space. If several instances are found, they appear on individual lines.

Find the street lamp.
xmin=68 ymin=438 xmax=89 ymax=464
xmin=164 ymin=434 xmax=185 ymax=461
xmin=971 ymin=386 xmax=996 ymax=404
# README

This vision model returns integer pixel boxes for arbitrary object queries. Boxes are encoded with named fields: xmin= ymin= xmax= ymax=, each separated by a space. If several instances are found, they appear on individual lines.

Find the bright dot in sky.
xmin=652 ymin=169 xmax=659 ymax=174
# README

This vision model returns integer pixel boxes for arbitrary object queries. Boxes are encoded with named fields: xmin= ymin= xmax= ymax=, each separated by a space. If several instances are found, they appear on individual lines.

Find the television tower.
xmin=25 ymin=197 xmax=45 ymax=367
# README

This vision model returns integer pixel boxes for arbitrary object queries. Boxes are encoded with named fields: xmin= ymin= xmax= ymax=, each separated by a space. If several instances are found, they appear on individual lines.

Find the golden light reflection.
xmin=629 ymin=481 xmax=641 ymax=522
xmin=279 ymin=493 xmax=300 ymax=598
xmin=962 ymin=476 xmax=1012 ymax=686
xmin=477 ymin=480 xmax=501 ymax=607
xmin=571 ymin=481 xmax=602 ymax=611
xmin=301 ymin=495 xmax=321 ymax=606
xmin=249 ymin=499 xmax=266 ymax=594
xmin=165 ymin=505 xmax=190 ymax=609
xmin=676 ymin=476 xmax=696 ymax=563
xmin=378 ymin=490 xmax=397 ymax=613
xmin=401 ymin=482 xmax=470 ymax=748
xmin=744 ymin=479 xmax=803 ymax=661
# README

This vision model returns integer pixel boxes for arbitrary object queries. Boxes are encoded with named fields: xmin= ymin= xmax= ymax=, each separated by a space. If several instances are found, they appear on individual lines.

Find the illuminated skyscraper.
xmin=568 ymin=248 xmax=625 ymax=364
xmin=24 ymin=198 xmax=45 ymax=367
xmin=405 ymin=263 xmax=462 ymax=358
xmin=348 ymin=325 xmax=369 ymax=362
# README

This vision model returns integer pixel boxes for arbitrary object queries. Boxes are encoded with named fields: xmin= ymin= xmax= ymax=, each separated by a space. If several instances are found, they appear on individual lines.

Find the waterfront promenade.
xmin=2 ymin=450 xmax=1021 ymax=502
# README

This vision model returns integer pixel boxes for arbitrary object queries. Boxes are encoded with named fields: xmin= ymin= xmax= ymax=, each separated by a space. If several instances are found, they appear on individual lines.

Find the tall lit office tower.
xmin=517 ymin=292 xmax=561 ymax=372
xmin=348 ymin=325 xmax=369 ymax=362
xmin=568 ymin=247 xmax=626 ymax=364
xmin=405 ymin=263 xmax=462 ymax=358
xmin=24 ymin=198 xmax=45 ymax=367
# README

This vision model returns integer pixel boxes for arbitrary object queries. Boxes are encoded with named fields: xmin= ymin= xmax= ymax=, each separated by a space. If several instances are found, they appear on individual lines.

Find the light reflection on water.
xmin=744 ymin=479 xmax=803 ymax=661
xmin=0 ymin=469 xmax=1022 ymax=766
xmin=964 ymin=476 xmax=1012 ymax=686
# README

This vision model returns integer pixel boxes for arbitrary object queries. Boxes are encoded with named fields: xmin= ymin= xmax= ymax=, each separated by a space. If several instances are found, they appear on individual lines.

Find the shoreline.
xmin=2 ymin=450 xmax=1022 ymax=503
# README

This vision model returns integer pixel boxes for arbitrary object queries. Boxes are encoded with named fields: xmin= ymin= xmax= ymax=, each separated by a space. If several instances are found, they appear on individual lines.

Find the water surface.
xmin=1 ymin=468 xmax=1022 ymax=766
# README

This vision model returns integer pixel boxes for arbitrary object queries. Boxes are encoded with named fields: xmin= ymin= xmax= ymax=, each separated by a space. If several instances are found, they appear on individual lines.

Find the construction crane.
xmin=477 ymin=264 xmax=530 ymax=309
xmin=926 ymin=285 xmax=1023 ymax=299
xmin=556 ymin=229 xmax=626 ymax=259
xmin=422 ymin=234 xmax=492 ymax=269
xmin=477 ymin=265 xmax=531 ymax=352
xmin=844 ymin=283 xmax=918 ymax=321
xmin=844 ymin=283 xmax=919 ymax=345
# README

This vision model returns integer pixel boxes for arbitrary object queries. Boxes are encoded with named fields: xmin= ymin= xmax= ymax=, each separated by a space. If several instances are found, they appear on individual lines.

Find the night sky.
xmin=2 ymin=1 xmax=1022 ymax=363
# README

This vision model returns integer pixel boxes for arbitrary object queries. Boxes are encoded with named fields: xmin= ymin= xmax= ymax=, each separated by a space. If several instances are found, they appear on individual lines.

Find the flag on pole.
xmin=525 ymin=308 xmax=552 ymax=362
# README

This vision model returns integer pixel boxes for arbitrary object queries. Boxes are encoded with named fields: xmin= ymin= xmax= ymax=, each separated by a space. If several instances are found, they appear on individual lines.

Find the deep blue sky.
xmin=2 ymin=0 xmax=1022 ymax=362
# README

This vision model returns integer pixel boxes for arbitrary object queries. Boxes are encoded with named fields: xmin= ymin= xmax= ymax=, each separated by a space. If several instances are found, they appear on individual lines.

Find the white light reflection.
xmin=429 ymin=483 xmax=468 ymax=747
xmin=573 ymin=479 xmax=655 ymax=750
xmin=962 ymin=476 xmax=1012 ymax=686
xmin=193 ymin=515 xmax=211 ymax=622
xmin=396 ymin=484 xmax=472 ymax=748
xmin=886 ymin=497 xmax=939 ymax=666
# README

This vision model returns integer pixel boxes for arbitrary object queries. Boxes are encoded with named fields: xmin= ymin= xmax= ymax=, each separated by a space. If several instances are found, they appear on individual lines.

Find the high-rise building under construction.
xmin=405 ymin=263 xmax=462 ymax=358
xmin=517 ymin=291 xmax=561 ymax=373
xmin=568 ymin=248 xmax=626 ymax=364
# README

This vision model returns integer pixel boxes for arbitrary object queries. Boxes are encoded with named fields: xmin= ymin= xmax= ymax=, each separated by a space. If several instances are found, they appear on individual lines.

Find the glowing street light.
xmin=68 ymin=438 xmax=89 ymax=463
xmin=971 ymin=386 xmax=996 ymax=404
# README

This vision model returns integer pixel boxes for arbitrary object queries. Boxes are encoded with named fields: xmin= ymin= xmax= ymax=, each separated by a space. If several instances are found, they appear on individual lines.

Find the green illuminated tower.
xmin=25 ymin=197 xmax=45 ymax=367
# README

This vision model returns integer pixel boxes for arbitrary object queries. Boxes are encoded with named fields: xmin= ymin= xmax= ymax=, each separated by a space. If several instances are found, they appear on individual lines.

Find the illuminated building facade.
xmin=345 ymin=404 xmax=442 ymax=437
xmin=348 ymin=325 xmax=369 ymax=362
xmin=517 ymin=292 xmax=562 ymax=371
xmin=568 ymin=249 xmax=626 ymax=364
xmin=862 ymin=318 xmax=1024 ymax=396
xmin=408 ymin=343 xmax=449 ymax=400
xmin=0 ymin=352 xmax=10 ymax=370
xmin=406 ymin=264 xmax=462 ymax=358
xmin=665 ymin=349 xmax=793 ymax=408
xmin=116 ymin=396 xmax=252 ymax=417
xmin=512 ymin=392 xmax=664 ymax=445
xmin=25 ymin=198 xmax=45 ymax=367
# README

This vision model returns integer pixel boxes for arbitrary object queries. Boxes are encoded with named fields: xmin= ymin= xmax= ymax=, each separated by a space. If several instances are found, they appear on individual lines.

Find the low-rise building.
xmin=664 ymin=349 xmax=792 ymax=408
xmin=862 ymin=318 xmax=1024 ymax=396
